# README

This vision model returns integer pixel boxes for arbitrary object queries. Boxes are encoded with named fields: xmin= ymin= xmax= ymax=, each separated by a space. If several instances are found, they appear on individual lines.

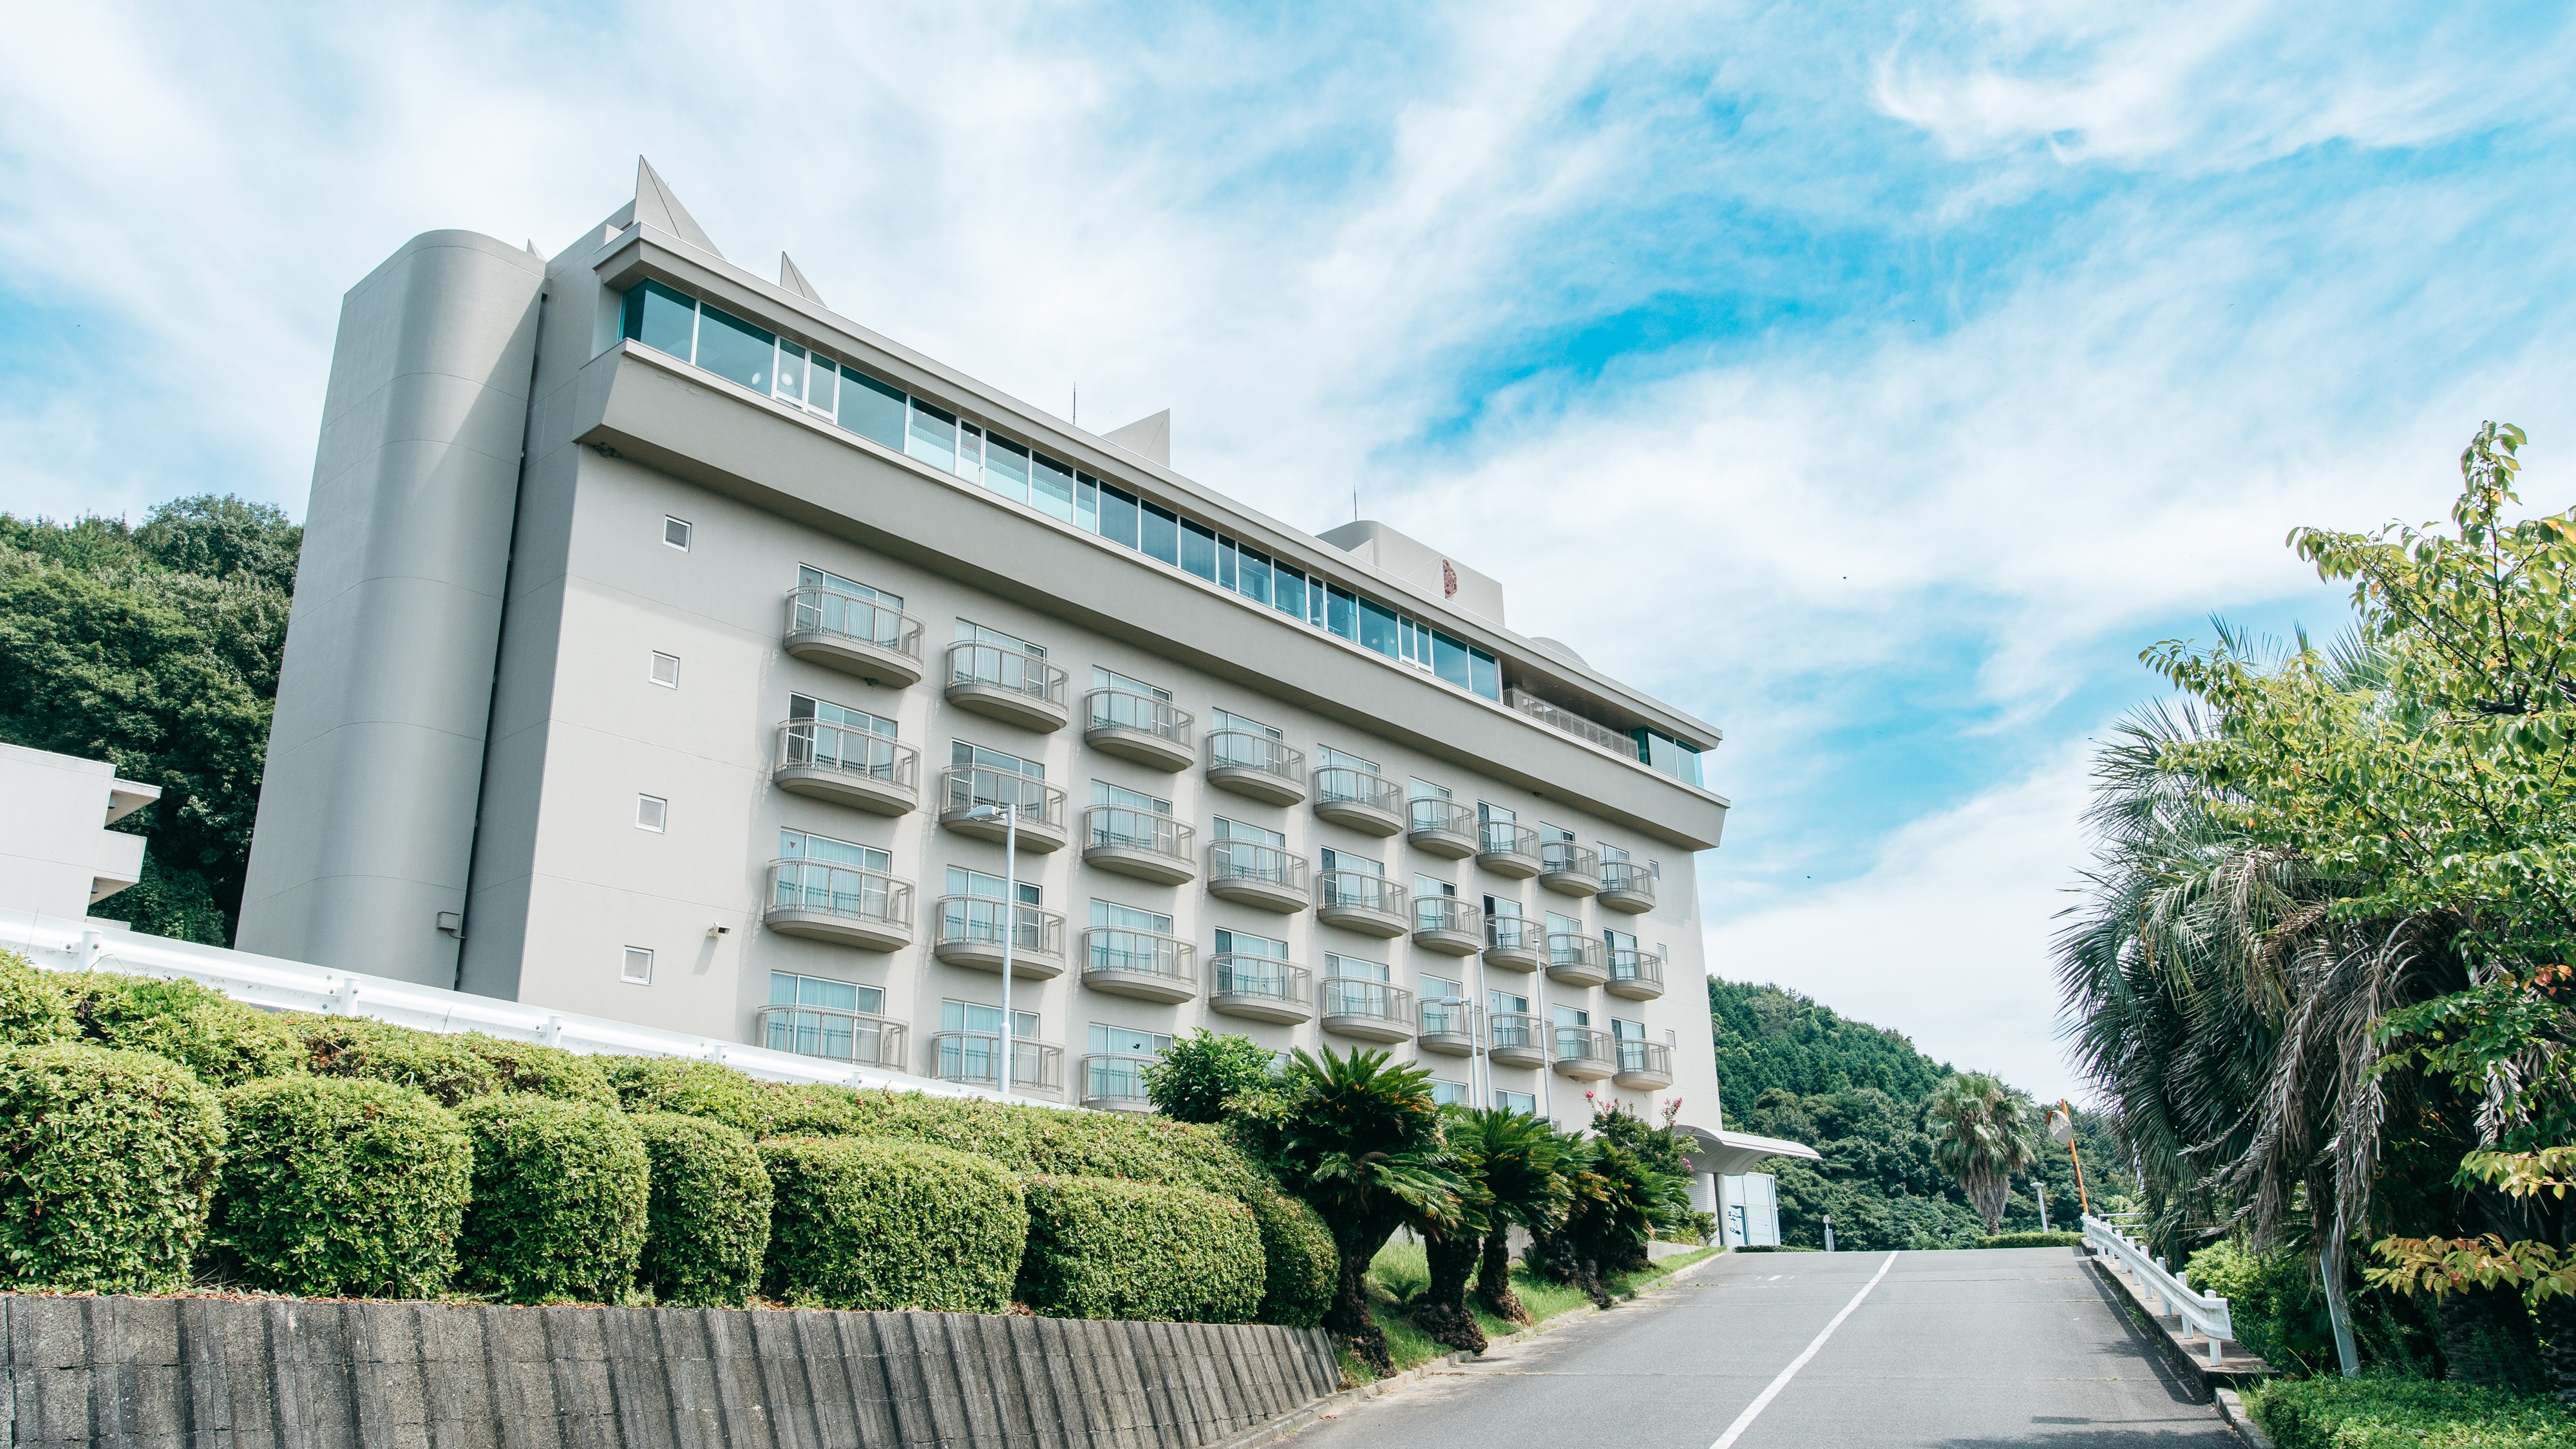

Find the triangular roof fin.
xmin=632 ymin=156 xmax=723 ymax=258
xmin=778 ymin=252 xmax=825 ymax=305
xmin=1103 ymin=410 xmax=1172 ymax=468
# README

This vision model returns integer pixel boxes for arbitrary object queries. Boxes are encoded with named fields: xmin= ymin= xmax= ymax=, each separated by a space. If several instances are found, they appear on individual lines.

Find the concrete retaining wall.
xmin=0 ymin=1294 xmax=1343 ymax=1448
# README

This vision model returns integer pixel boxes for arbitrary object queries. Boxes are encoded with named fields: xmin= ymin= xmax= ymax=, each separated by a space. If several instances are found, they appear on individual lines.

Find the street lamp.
xmin=961 ymin=800 xmax=1019 ymax=1104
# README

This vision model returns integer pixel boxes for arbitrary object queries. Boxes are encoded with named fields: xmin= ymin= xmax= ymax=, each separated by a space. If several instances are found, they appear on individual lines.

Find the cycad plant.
xmin=1926 ymin=1073 xmax=2038 ymax=1235
xmin=1411 ymin=1106 xmax=1564 ymax=1349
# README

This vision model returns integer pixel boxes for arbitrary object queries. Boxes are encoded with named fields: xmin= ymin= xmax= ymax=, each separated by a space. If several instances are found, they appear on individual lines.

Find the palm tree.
xmin=1413 ymin=1106 xmax=1564 ymax=1346
xmin=1927 ymin=1072 xmax=2038 ymax=1235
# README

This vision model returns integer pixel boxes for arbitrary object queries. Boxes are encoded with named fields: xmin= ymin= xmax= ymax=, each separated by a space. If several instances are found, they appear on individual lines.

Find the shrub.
xmin=630 ymin=1112 xmax=770 ymax=1307
xmin=456 ymin=1095 xmax=649 ymax=1303
xmin=784 ymin=1085 xmax=1266 ymax=1197
xmin=57 ymin=971 xmax=304 ymax=1086
xmin=1016 ymin=1176 xmax=1265 ymax=1323
xmin=1245 ymin=1189 xmax=1336 ymax=1327
xmin=1976 ymin=1231 xmax=2084 ymax=1249
xmin=759 ymin=1136 xmax=1025 ymax=1312
xmin=0 ymin=1043 xmax=224 ymax=1292
xmin=603 ymin=1056 xmax=783 ymax=1135
xmin=294 ymin=1015 xmax=502 ymax=1105
xmin=1141 ymin=1029 xmax=1279 ymax=1123
xmin=2250 ymin=1376 xmax=2576 ymax=1449
xmin=0 ymin=951 xmax=73 ymax=1046
xmin=207 ymin=1076 xmax=472 ymax=1298
xmin=450 ymin=1034 xmax=619 ymax=1107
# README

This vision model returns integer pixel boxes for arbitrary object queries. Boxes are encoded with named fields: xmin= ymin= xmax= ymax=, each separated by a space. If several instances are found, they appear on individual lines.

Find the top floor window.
xmin=1093 ymin=666 xmax=1168 ymax=701
xmin=958 ymin=618 xmax=1044 ymax=659
xmin=953 ymin=739 xmax=1043 ymax=781
xmin=798 ymin=564 xmax=900 ymax=611
xmin=1213 ymin=708 xmax=1281 ymax=739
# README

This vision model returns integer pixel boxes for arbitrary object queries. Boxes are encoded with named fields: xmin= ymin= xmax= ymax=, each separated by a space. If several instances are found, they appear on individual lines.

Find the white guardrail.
xmin=2082 ymin=1213 xmax=2235 ymax=1364
xmin=0 ymin=907 xmax=1068 ymax=1108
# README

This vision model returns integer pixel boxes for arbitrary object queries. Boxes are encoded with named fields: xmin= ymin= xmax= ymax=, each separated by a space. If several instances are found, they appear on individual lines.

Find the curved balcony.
xmin=782 ymin=588 xmax=925 ymax=688
xmin=1539 ymin=840 xmax=1603 ymax=897
xmin=937 ymin=766 xmax=1069 ymax=852
xmin=1312 ymin=768 xmax=1403 ymax=836
xmin=944 ymin=642 xmax=1068 ymax=732
xmin=1406 ymin=799 xmax=1478 ymax=860
xmin=1417 ymin=998 xmax=1481 ymax=1057
xmin=931 ymin=896 xmax=1066 ymax=978
xmin=1605 ymin=947 xmax=1666 ymax=1001
xmin=1546 ymin=933 xmax=1609 ymax=988
xmin=1206 ymin=732 xmax=1306 ymax=806
xmin=1477 ymin=820 xmax=1542 ymax=879
xmin=1489 ymin=1012 xmax=1546 ymax=1069
xmin=1551 ymin=1027 xmax=1616 ymax=1081
xmin=1080 ymin=927 xmax=1197 ymax=1005
xmin=1209 ymin=956 xmax=1312 ymax=1024
xmin=773 ymin=721 xmax=919 ymax=817
xmin=1613 ymin=1039 xmax=1674 ymax=1090
xmin=931 ymin=1032 xmax=1062 ymax=1097
xmin=1483 ymin=914 xmax=1542 ymax=973
xmin=1084 ymin=689 xmax=1193 ymax=772
xmin=1080 ymin=1053 xmax=1158 ymax=1112
xmin=1410 ymin=895 xmax=1484 ymax=956
xmin=1316 ymin=872 xmax=1408 ymax=938
xmin=1082 ymin=806 xmax=1197 ymax=886
xmin=1598 ymin=860 xmax=1656 ymax=914
xmin=1319 ymin=978 xmax=1414 ymax=1044
xmin=764 ymin=861 xmax=913 ymax=952
xmin=757 ymin=1005 xmax=907 ymax=1070
xmin=1205 ymin=840 xmax=1311 ymax=913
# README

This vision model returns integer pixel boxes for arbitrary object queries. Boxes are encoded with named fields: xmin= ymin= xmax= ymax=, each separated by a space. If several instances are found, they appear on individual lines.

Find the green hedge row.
xmin=760 ymin=1136 xmax=1025 ymax=1312
xmin=2251 ymin=1377 xmax=2576 ymax=1449
xmin=1245 ymin=1189 xmax=1336 ymax=1329
xmin=1975 ymin=1231 xmax=2084 ymax=1249
xmin=0 ymin=1042 xmax=224 ymax=1293
xmin=632 ymin=1112 xmax=770 ymax=1308
xmin=1018 ymin=1177 xmax=1265 ymax=1323
xmin=207 ymin=1076 xmax=471 ymax=1298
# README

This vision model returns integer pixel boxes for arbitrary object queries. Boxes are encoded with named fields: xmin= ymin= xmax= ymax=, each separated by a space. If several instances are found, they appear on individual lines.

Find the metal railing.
xmin=1414 ymin=895 xmax=1482 ymax=937
xmin=757 ymin=1005 xmax=907 ymax=1069
xmin=1600 ymin=859 xmax=1654 ymax=902
xmin=1083 ymin=805 xmax=1193 ymax=862
xmin=1208 ymin=839 xmax=1307 ymax=893
xmin=1211 ymin=954 xmax=1309 ymax=1007
xmin=1505 ymin=687 xmax=1633 ymax=756
xmin=930 ymin=1032 xmax=1063 ymax=1094
xmin=1607 ymin=948 xmax=1664 ymax=992
xmin=1614 ymin=1038 xmax=1672 ymax=1079
xmin=1486 ymin=914 xmax=1542 ymax=952
xmin=1319 ymin=871 xmax=1406 ymax=916
xmin=1419 ymin=998 xmax=1482 ymax=1041
xmin=786 ymin=587 xmax=923 ymax=659
xmin=940 ymin=765 xmax=1066 ymax=829
xmin=1207 ymin=730 xmax=1305 ymax=783
xmin=1490 ymin=1012 xmax=1545 ymax=1056
xmin=1314 ymin=766 xmax=1401 ymax=814
xmin=1081 ymin=1053 xmax=1157 ymax=1108
xmin=1408 ymin=797 xmax=1476 ymax=841
xmin=1320 ymin=978 xmax=1412 ymax=1026
xmin=947 ymin=642 xmax=1067 ymax=705
xmin=1553 ymin=1027 xmax=1615 ymax=1069
xmin=1081 ymin=927 xmax=1195 ymax=987
xmin=1548 ymin=932 xmax=1606 ymax=971
xmin=2083 ymin=1215 xmax=2236 ymax=1365
xmin=1540 ymin=840 xmax=1601 ymax=880
xmin=1084 ymin=688 xmax=1191 ymax=746
xmin=1480 ymin=819 xmax=1540 ymax=861
xmin=768 ymin=860 xmax=913 ymax=929
xmin=933 ymin=896 xmax=1065 ymax=958
xmin=777 ymin=721 xmax=918 ymax=790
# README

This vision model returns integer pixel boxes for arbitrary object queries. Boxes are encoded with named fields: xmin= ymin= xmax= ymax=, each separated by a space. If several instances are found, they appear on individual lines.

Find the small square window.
xmin=636 ymin=794 xmax=668 ymax=831
xmin=621 ymin=947 xmax=654 ymax=985
xmin=650 ymin=651 xmax=680 ymax=688
xmin=663 ymin=516 xmax=692 ymax=551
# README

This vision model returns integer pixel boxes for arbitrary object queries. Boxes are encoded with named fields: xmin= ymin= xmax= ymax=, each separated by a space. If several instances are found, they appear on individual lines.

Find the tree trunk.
xmin=1320 ymin=1211 xmax=1405 ymax=1376
xmin=2535 ymin=1292 xmax=2576 ymax=1404
xmin=1971 ymin=1173 xmax=2007 ymax=1236
xmin=1412 ymin=1231 xmax=1488 ymax=1354
xmin=1476 ymin=1227 xmax=1531 ymax=1326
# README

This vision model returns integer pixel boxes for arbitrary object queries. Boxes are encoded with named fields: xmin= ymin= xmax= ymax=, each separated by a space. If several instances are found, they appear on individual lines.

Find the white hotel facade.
xmin=236 ymin=161 xmax=1734 ymax=1133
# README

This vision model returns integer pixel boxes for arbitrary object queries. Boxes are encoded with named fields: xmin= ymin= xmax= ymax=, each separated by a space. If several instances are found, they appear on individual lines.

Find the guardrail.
xmin=2081 ymin=1213 xmax=2235 ymax=1365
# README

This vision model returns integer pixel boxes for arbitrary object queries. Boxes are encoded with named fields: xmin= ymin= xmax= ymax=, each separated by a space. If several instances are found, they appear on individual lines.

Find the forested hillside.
xmin=0 ymin=497 xmax=301 ymax=943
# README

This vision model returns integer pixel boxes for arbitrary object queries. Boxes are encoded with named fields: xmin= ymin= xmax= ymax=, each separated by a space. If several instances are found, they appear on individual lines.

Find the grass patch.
xmin=1338 ymin=1241 xmax=1723 ymax=1383
xmin=2248 ymin=1376 xmax=2576 ymax=1449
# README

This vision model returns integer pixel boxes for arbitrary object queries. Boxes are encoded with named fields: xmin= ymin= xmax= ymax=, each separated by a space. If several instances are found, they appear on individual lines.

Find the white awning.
xmin=1674 ymin=1124 xmax=1822 ymax=1176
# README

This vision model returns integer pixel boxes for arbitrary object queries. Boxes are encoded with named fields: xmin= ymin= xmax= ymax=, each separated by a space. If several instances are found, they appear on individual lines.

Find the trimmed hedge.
xmin=0 ymin=1043 xmax=224 ymax=1293
xmin=2251 ymin=1377 xmax=2576 ymax=1449
xmin=605 ymin=1056 xmax=784 ymax=1135
xmin=760 ymin=1136 xmax=1025 ymax=1312
xmin=457 ymin=1095 xmax=650 ymax=1303
xmin=294 ymin=1015 xmax=502 ymax=1105
xmin=208 ymin=1076 xmax=473 ymax=1298
xmin=450 ymin=1034 xmax=620 ymax=1107
xmin=0 ymin=952 xmax=73 ymax=1046
xmin=1976 ymin=1231 xmax=2084 ymax=1249
xmin=777 ymin=1085 xmax=1265 ymax=1197
xmin=1017 ymin=1176 xmax=1265 ymax=1323
xmin=1245 ymin=1189 xmax=1336 ymax=1328
xmin=57 ymin=972 xmax=304 ymax=1086
xmin=630 ymin=1112 xmax=770 ymax=1307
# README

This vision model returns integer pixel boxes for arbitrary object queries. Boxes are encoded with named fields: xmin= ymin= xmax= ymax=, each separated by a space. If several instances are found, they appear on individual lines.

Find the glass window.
xmin=663 ymin=515 xmax=692 ymax=550
xmin=1490 ymin=987 xmax=1529 ymax=1014
xmin=782 ymin=829 xmax=890 ymax=873
xmin=694 ymin=303 xmax=775 ymax=392
xmin=1032 ymin=453 xmax=1076 ymax=522
xmin=1076 ymin=474 xmax=1101 ymax=533
xmin=1320 ymin=848 xmax=1381 ymax=876
xmin=906 ymin=397 xmax=958 ymax=473
xmin=1494 ymin=1090 xmax=1538 ymax=1116
xmin=1317 ymin=746 xmax=1378 ymax=772
xmin=1638 ymin=729 xmax=1705 ymax=788
xmin=951 ymin=739 xmax=1045 ymax=780
xmin=1611 ymin=1017 xmax=1645 ymax=1041
xmin=769 ymin=971 xmax=884 ymax=1015
xmin=1211 ymin=708 xmax=1280 ymax=739
xmin=1546 ymin=911 xmax=1583 ymax=936
xmin=956 ymin=618 xmax=1043 ymax=658
xmin=1140 ymin=501 xmax=1180 ymax=564
xmin=1410 ymin=778 xmax=1450 ymax=800
xmin=1273 ymin=564 xmax=1307 ymax=621
xmin=1213 ymin=928 xmax=1287 ymax=958
xmin=621 ymin=280 xmax=697 ymax=361
xmin=1479 ymin=801 xmax=1517 ymax=826
xmin=773 ymin=339 xmax=809 ymax=408
xmin=982 ymin=435 xmax=1031 ymax=504
xmin=1358 ymin=597 xmax=1399 ymax=658
xmin=1483 ymin=895 xmax=1520 ymax=919
xmin=1091 ymin=900 xmax=1173 ymax=933
xmin=1091 ymin=779 xmax=1172 ymax=815
xmin=1327 ymin=585 xmax=1358 ymax=640
xmin=839 ymin=368 xmax=907 ymax=450
xmin=789 ymin=694 xmax=896 ymax=737
xmin=1089 ymin=1023 xmax=1172 ymax=1056
xmin=802 ymin=350 xmax=837 ymax=417
xmin=1430 ymin=1080 xmax=1468 ymax=1107
xmin=1325 ymin=954 xmax=1388 ymax=981
xmin=956 ymin=422 xmax=985 ymax=484
xmin=947 ymin=865 xmax=1041 ymax=905
xmin=1414 ymin=874 xmax=1454 ymax=899
xmin=1217 ymin=538 xmax=1237 ymax=590
xmin=797 ymin=565 xmax=900 ymax=611
xmin=1095 ymin=480 xmax=1139 ymax=547
xmin=1553 ymin=1005 xmax=1590 ymax=1028
xmin=1092 ymin=666 xmax=1169 ymax=700
xmin=1604 ymin=927 xmax=1637 ymax=951
xmin=1469 ymin=648 xmax=1501 ymax=701
xmin=942 ymin=999 xmax=1038 ymax=1037
xmin=1432 ymin=631 xmax=1473 ymax=691
xmin=1235 ymin=545 xmax=1273 ymax=607
xmin=1179 ymin=519 xmax=1218 ymax=580
xmin=1212 ymin=816 xmax=1286 ymax=848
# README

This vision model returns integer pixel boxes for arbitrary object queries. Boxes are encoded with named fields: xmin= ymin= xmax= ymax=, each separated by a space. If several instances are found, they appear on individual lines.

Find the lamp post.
xmin=963 ymin=801 xmax=1019 ymax=1104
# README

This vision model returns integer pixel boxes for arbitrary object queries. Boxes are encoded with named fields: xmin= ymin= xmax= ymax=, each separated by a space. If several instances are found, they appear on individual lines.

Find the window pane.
xmin=1273 ymin=565 xmax=1305 ymax=620
xmin=983 ymin=436 xmax=1032 ymax=504
xmin=1077 ymin=474 xmax=1100 ymax=533
xmin=957 ymin=422 xmax=985 ymax=484
xmin=1140 ymin=502 xmax=1179 ymax=564
xmin=839 ymin=368 xmax=907 ymax=450
xmin=695 ymin=303 xmax=777 ymax=392
xmin=805 ymin=355 xmax=837 ymax=417
xmin=906 ymin=398 xmax=958 ymax=473
xmin=1432 ymin=630 xmax=1472 ymax=690
xmin=1032 ymin=454 xmax=1076 ymax=522
xmin=1357 ymin=596 xmax=1396 ymax=655
xmin=625 ymin=281 xmax=697 ymax=360
xmin=1096 ymin=482 xmax=1139 ymax=547
xmin=1235 ymin=546 xmax=1272 ymax=606
xmin=774 ymin=340 xmax=808 ymax=405
xmin=1325 ymin=584 xmax=1353 ymax=637
xmin=1469 ymin=649 xmax=1500 ymax=701
xmin=1180 ymin=520 xmax=1218 ymax=580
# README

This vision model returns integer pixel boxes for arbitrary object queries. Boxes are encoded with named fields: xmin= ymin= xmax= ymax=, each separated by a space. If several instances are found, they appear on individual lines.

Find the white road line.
xmin=1709 ymin=1253 xmax=1899 ymax=1449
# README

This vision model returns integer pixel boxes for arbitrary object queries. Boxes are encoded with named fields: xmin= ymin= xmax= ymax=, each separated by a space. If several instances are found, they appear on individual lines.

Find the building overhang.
xmin=1676 ymin=1125 xmax=1823 ymax=1177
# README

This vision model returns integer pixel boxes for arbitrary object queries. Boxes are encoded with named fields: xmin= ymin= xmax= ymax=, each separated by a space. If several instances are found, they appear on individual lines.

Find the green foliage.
xmin=2250 ymin=1376 xmax=2576 ymax=1449
xmin=1016 ymin=1176 xmax=1265 ymax=1323
xmin=779 ymin=1083 xmax=1265 ymax=1197
xmin=1926 ymin=1072 xmax=2040 ymax=1234
xmin=0 ymin=497 xmax=300 ymax=943
xmin=0 ymin=1042 xmax=224 ymax=1293
xmin=758 ymin=1136 xmax=1026 ymax=1313
xmin=629 ymin=1112 xmax=770 ymax=1309
xmin=603 ymin=1056 xmax=784 ymax=1133
xmin=1141 ymin=1028 xmax=1278 ymax=1123
xmin=1976 ymin=1231 xmax=2083 ymax=1248
xmin=1707 ymin=978 xmax=1951 ymax=1103
xmin=207 ymin=1076 xmax=472 ymax=1298
xmin=293 ymin=1014 xmax=503 ymax=1105
xmin=57 ymin=971 xmax=304 ymax=1086
xmin=455 ymin=1095 xmax=649 ymax=1304
xmin=448 ymin=1034 xmax=619 ymax=1106
xmin=1244 ymin=1188 xmax=1336 ymax=1328
xmin=0 ymin=951 xmax=74 ymax=1046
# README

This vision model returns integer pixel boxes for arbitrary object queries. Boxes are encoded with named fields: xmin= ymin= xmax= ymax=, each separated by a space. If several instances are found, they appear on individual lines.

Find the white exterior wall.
xmin=0 ymin=744 xmax=158 ymax=921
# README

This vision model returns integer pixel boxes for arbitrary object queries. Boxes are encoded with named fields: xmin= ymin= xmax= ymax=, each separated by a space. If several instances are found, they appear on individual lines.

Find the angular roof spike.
xmin=632 ymin=156 xmax=723 ymax=258
xmin=1103 ymin=410 xmax=1172 ymax=468
xmin=777 ymin=252 xmax=825 ymax=306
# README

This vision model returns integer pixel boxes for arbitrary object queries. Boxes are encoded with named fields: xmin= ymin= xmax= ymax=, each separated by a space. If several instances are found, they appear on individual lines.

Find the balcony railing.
xmin=1553 ymin=1027 xmax=1616 ymax=1073
xmin=1407 ymin=798 xmax=1478 ymax=854
xmin=934 ymin=896 xmax=1065 ymax=958
xmin=930 ymin=1032 xmax=1063 ymax=1095
xmin=1418 ymin=997 xmax=1482 ymax=1042
xmin=1478 ymin=820 xmax=1542 ymax=875
xmin=1084 ymin=688 xmax=1191 ymax=748
xmin=786 ymin=587 xmax=924 ymax=660
xmin=1548 ymin=933 xmax=1606 ymax=972
xmin=947 ymin=642 xmax=1068 ymax=706
xmin=939 ymin=765 xmax=1067 ymax=830
xmin=1413 ymin=895 xmax=1482 ymax=940
xmin=758 ymin=1005 xmax=907 ymax=1069
xmin=1208 ymin=839 xmax=1308 ymax=893
xmin=769 ymin=860 xmax=913 ymax=930
xmin=1081 ymin=927 xmax=1196 ymax=989
xmin=1206 ymin=731 xmax=1306 ymax=791
xmin=1320 ymin=871 xmax=1404 ymax=915
xmin=1614 ymin=1039 xmax=1674 ymax=1084
xmin=1490 ymin=1012 xmax=1546 ymax=1060
xmin=1081 ymin=1053 xmax=1157 ymax=1110
xmin=1506 ymin=687 xmax=1631 ymax=755
xmin=1314 ymin=766 xmax=1401 ymax=815
xmin=778 ymin=721 xmax=918 ymax=786
xmin=1540 ymin=839 xmax=1602 ymax=883
xmin=1599 ymin=859 xmax=1656 ymax=907
xmin=1487 ymin=914 xmax=1543 ymax=954
xmin=1210 ymin=954 xmax=1309 ymax=1009
xmin=1320 ymin=978 xmax=1413 ymax=1028
xmin=1083 ymin=805 xmax=1194 ymax=862
xmin=1607 ymin=947 xmax=1665 ymax=997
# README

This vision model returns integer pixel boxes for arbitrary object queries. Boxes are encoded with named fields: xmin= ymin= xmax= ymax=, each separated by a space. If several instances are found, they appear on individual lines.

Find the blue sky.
xmin=6 ymin=1 xmax=2575 ymax=1102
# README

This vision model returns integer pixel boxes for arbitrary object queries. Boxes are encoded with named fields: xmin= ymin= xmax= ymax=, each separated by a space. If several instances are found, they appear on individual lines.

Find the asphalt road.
xmin=1285 ymin=1247 xmax=2239 ymax=1449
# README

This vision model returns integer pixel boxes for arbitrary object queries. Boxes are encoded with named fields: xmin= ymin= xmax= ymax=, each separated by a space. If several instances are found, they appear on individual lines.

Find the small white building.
xmin=0 ymin=743 xmax=161 ymax=922
xmin=1677 ymin=1124 xmax=1819 ymax=1249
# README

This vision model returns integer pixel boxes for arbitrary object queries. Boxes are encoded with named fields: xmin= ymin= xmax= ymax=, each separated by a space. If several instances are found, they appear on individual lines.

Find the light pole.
xmin=963 ymin=801 xmax=1019 ymax=1104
